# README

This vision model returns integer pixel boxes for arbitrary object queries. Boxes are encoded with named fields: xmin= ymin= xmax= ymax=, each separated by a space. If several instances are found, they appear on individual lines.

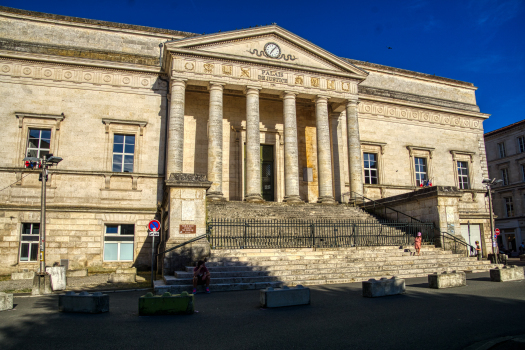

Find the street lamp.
xmin=23 ymin=154 xmax=62 ymax=275
xmin=483 ymin=178 xmax=503 ymax=263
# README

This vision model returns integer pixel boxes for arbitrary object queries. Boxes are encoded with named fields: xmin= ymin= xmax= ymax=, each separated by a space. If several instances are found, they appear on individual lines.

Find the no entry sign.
xmin=495 ymin=228 xmax=500 ymax=236
xmin=148 ymin=220 xmax=161 ymax=232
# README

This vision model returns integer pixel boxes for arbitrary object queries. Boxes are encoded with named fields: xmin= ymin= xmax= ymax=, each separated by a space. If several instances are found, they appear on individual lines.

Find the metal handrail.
xmin=156 ymin=233 xmax=209 ymax=257
xmin=347 ymin=191 xmax=423 ymax=223
xmin=440 ymin=231 xmax=475 ymax=257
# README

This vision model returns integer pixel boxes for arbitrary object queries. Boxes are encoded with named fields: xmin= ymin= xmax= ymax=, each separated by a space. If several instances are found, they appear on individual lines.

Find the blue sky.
xmin=1 ymin=0 xmax=523 ymax=133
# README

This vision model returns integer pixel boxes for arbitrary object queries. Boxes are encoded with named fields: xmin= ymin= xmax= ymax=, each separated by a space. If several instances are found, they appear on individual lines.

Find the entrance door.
xmin=460 ymin=224 xmax=481 ymax=255
xmin=261 ymin=145 xmax=274 ymax=201
xmin=243 ymin=144 xmax=275 ymax=201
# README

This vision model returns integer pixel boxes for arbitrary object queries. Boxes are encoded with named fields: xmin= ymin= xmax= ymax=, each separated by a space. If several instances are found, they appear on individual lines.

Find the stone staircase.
xmin=154 ymin=245 xmax=501 ymax=294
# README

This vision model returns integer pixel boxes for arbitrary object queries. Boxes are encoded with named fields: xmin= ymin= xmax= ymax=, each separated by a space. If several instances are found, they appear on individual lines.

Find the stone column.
xmin=346 ymin=99 xmax=363 ymax=197
xmin=244 ymin=86 xmax=264 ymax=202
xmin=330 ymin=111 xmax=345 ymax=202
xmin=207 ymin=82 xmax=225 ymax=201
xmin=282 ymin=91 xmax=302 ymax=203
xmin=315 ymin=96 xmax=335 ymax=204
xmin=166 ymin=78 xmax=186 ymax=179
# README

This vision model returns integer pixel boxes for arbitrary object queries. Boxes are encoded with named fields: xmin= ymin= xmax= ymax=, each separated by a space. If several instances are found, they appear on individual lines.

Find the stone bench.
xmin=108 ymin=267 xmax=136 ymax=283
xmin=59 ymin=292 xmax=109 ymax=313
xmin=260 ymin=285 xmax=310 ymax=308
xmin=139 ymin=292 xmax=194 ymax=316
xmin=428 ymin=271 xmax=466 ymax=289
xmin=490 ymin=266 xmax=525 ymax=282
xmin=11 ymin=271 xmax=35 ymax=280
xmin=362 ymin=277 xmax=405 ymax=297
xmin=0 ymin=292 xmax=14 ymax=311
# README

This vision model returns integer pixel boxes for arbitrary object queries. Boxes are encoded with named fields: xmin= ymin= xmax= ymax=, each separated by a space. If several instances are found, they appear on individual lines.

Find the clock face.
xmin=264 ymin=43 xmax=281 ymax=58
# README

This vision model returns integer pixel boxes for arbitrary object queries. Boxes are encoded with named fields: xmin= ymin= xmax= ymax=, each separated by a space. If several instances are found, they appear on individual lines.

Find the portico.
xmin=163 ymin=26 xmax=367 ymax=203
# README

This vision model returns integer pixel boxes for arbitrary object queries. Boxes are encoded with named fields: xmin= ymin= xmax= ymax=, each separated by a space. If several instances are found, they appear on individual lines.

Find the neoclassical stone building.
xmin=0 ymin=6 xmax=493 ymax=274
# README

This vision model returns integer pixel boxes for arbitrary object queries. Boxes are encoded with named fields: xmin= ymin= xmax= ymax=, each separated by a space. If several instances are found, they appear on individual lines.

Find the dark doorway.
xmin=261 ymin=145 xmax=274 ymax=202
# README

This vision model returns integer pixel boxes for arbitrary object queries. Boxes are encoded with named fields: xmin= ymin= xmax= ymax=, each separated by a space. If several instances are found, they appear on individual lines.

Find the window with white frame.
xmin=26 ymin=129 xmax=51 ymax=158
xmin=501 ymin=168 xmax=509 ymax=185
xmin=519 ymin=136 xmax=525 ymax=153
xmin=505 ymin=197 xmax=514 ymax=217
xmin=457 ymin=161 xmax=469 ymax=189
xmin=414 ymin=157 xmax=428 ymax=186
xmin=498 ymin=142 xmax=506 ymax=158
xmin=20 ymin=223 xmax=39 ymax=262
xmin=103 ymin=224 xmax=134 ymax=261
xmin=112 ymin=134 xmax=135 ymax=172
xmin=363 ymin=153 xmax=378 ymax=184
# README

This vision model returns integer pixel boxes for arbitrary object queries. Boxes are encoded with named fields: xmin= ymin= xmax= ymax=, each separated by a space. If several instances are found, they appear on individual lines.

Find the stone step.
xmin=154 ymin=280 xmax=284 ymax=294
xmin=209 ymin=249 xmax=448 ymax=258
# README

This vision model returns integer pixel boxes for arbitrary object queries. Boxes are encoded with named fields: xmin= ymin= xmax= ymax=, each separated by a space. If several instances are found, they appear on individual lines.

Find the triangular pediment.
xmin=165 ymin=26 xmax=367 ymax=79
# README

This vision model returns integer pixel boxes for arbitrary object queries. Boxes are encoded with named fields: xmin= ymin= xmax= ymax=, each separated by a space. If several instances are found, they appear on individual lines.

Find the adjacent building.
xmin=0 ymin=6 xmax=494 ymax=274
xmin=485 ymin=120 xmax=525 ymax=253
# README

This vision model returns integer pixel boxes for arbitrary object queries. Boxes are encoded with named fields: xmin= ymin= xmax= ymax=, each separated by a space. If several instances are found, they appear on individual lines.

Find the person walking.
xmin=414 ymin=232 xmax=422 ymax=256
xmin=475 ymin=241 xmax=482 ymax=260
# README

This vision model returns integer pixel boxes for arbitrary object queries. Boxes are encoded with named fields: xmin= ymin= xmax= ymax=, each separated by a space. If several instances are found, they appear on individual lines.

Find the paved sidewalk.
xmin=1 ymin=271 xmax=524 ymax=349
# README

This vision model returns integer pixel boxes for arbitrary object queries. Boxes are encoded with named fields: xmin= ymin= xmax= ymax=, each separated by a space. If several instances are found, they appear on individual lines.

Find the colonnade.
xmin=166 ymin=78 xmax=364 ymax=203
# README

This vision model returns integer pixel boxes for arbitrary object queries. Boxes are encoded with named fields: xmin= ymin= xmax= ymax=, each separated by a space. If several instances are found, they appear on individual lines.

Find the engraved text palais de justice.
xmin=258 ymin=70 xmax=288 ymax=83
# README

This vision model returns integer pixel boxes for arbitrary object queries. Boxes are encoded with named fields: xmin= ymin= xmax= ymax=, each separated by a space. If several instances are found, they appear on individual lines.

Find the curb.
xmin=463 ymin=334 xmax=525 ymax=350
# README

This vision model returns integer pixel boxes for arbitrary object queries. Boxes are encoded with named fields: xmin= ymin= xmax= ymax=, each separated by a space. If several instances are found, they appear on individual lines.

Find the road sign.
xmin=148 ymin=220 xmax=161 ymax=232
xmin=148 ymin=230 xmax=159 ymax=237
xmin=495 ymin=228 xmax=500 ymax=236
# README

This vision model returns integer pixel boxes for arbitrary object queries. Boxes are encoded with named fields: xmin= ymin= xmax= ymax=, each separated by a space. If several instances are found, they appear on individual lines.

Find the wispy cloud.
xmin=469 ymin=0 xmax=523 ymax=28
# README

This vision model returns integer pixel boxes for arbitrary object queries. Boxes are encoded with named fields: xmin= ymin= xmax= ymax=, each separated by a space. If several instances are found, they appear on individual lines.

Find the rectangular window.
xmin=519 ymin=136 xmax=525 ymax=153
xmin=457 ymin=161 xmax=469 ymax=189
xmin=521 ymin=165 xmax=525 ymax=182
xmin=505 ymin=197 xmax=514 ymax=217
xmin=498 ymin=142 xmax=506 ymax=158
xmin=363 ymin=153 xmax=378 ymax=185
xmin=20 ymin=223 xmax=39 ymax=262
xmin=112 ymin=134 xmax=135 ymax=172
xmin=26 ymin=129 xmax=51 ymax=159
xmin=104 ymin=224 xmax=134 ymax=261
xmin=414 ymin=157 xmax=427 ymax=186
xmin=501 ymin=168 xmax=509 ymax=186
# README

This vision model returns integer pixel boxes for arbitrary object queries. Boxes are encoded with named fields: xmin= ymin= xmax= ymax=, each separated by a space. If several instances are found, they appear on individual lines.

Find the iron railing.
xmin=207 ymin=219 xmax=435 ymax=249
xmin=347 ymin=191 xmax=423 ymax=223
xmin=440 ymin=231 xmax=475 ymax=257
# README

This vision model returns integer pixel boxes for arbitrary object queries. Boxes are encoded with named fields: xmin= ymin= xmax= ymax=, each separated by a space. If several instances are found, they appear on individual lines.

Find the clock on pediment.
xmin=264 ymin=42 xmax=281 ymax=58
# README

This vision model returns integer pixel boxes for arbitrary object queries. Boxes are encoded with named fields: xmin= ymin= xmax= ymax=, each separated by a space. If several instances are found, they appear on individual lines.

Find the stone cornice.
xmin=0 ymin=167 xmax=163 ymax=178
xmin=0 ymin=203 xmax=157 ymax=213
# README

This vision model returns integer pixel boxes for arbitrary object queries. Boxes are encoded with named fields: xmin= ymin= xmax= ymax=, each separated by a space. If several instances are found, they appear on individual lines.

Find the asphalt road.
xmin=1 ymin=272 xmax=524 ymax=350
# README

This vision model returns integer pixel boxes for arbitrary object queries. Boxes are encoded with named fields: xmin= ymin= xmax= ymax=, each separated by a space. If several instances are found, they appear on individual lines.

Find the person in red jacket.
xmin=193 ymin=260 xmax=210 ymax=294
xmin=414 ymin=232 xmax=422 ymax=256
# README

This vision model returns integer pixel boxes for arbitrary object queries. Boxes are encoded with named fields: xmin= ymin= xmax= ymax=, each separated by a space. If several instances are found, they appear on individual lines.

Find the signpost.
xmin=148 ymin=220 xmax=161 ymax=287
xmin=495 ymin=228 xmax=500 ymax=236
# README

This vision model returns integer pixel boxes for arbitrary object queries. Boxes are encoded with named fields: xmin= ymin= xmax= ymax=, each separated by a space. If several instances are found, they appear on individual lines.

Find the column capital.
xmin=314 ymin=95 xmax=330 ymax=104
xmin=170 ymin=78 xmax=187 ymax=88
xmin=346 ymin=98 xmax=360 ymax=107
xmin=280 ymin=91 xmax=298 ymax=99
xmin=207 ymin=81 xmax=226 ymax=91
xmin=243 ymin=85 xmax=262 ymax=95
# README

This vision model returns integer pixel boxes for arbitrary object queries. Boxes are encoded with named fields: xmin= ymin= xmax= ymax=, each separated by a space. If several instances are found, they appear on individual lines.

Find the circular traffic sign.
xmin=495 ymin=228 xmax=500 ymax=236
xmin=148 ymin=220 xmax=161 ymax=232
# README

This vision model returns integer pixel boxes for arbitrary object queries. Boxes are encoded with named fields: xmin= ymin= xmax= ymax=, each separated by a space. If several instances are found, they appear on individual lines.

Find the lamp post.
xmin=483 ymin=178 xmax=503 ymax=263
xmin=24 ymin=154 xmax=63 ymax=274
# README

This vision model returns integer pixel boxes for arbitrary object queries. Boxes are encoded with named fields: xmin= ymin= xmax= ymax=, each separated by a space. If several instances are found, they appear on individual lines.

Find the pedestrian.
xmin=475 ymin=241 xmax=482 ymax=260
xmin=414 ymin=232 xmax=422 ymax=256
xmin=193 ymin=260 xmax=211 ymax=294
xmin=519 ymin=241 xmax=524 ymax=255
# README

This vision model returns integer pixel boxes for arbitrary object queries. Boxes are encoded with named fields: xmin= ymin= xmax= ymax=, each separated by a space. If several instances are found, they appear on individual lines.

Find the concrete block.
xmin=46 ymin=266 xmax=67 ymax=291
xmin=66 ymin=269 xmax=88 ymax=277
xmin=139 ymin=292 xmax=194 ymax=315
xmin=362 ymin=277 xmax=406 ymax=298
xmin=490 ymin=266 xmax=525 ymax=282
xmin=116 ymin=267 xmax=137 ymax=274
xmin=11 ymin=271 xmax=35 ymax=280
xmin=108 ymin=273 xmax=136 ymax=283
xmin=59 ymin=292 xmax=109 ymax=313
xmin=32 ymin=274 xmax=52 ymax=296
xmin=260 ymin=285 xmax=310 ymax=308
xmin=520 ymin=255 xmax=525 ymax=261
xmin=0 ymin=292 xmax=14 ymax=311
xmin=428 ymin=271 xmax=466 ymax=289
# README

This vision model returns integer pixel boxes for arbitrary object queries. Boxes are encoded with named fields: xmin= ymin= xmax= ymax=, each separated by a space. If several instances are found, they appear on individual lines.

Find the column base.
xmin=206 ymin=191 xmax=226 ymax=201
xmin=283 ymin=195 xmax=304 ymax=204
xmin=317 ymin=196 xmax=337 ymax=205
xmin=245 ymin=193 xmax=265 ymax=203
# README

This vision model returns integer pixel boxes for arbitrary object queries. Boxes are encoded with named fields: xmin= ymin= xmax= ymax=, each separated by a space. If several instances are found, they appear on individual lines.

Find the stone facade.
xmin=0 ymin=6 xmax=492 ymax=274
xmin=485 ymin=120 xmax=525 ymax=254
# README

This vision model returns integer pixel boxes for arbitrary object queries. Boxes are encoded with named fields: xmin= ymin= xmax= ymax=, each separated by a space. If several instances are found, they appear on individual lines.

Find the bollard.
xmin=362 ymin=277 xmax=406 ymax=297
xmin=58 ymin=291 xmax=109 ymax=313
xmin=260 ymin=285 xmax=310 ymax=308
